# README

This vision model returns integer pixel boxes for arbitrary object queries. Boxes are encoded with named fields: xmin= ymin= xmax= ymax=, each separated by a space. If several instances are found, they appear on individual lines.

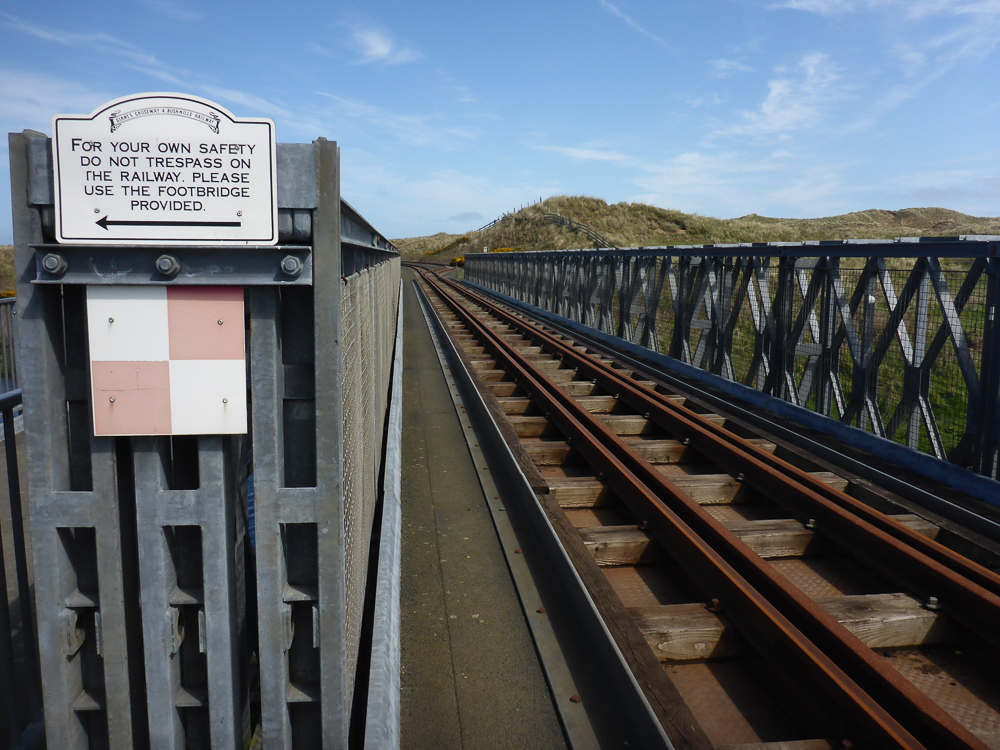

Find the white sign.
xmin=52 ymin=93 xmax=277 ymax=245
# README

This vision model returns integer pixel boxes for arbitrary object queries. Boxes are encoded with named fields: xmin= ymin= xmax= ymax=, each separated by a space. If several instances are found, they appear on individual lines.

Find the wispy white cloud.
xmin=308 ymin=43 xmax=337 ymax=58
xmin=710 ymin=58 xmax=755 ymax=77
xmin=317 ymin=92 xmax=477 ymax=148
xmin=633 ymin=150 xmax=796 ymax=216
xmin=199 ymin=85 xmax=294 ymax=119
xmin=770 ymin=0 xmax=1000 ymax=19
xmin=2 ymin=12 xmax=144 ymax=52
xmin=716 ymin=52 xmax=841 ymax=138
xmin=687 ymin=93 xmax=726 ymax=108
xmin=844 ymin=3 xmax=999 ymax=129
xmin=597 ymin=0 xmax=666 ymax=47
xmin=769 ymin=0 xmax=873 ymax=14
xmin=537 ymin=144 xmax=632 ymax=163
xmin=136 ymin=0 xmax=201 ymax=22
xmin=1 ymin=12 xmax=195 ymax=86
xmin=1 ymin=12 xmax=299 ymax=122
xmin=339 ymin=155 xmax=558 ymax=238
xmin=348 ymin=25 xmax=422 ymax=65
xmin=0 ymin=70 xmax=111 ymax=128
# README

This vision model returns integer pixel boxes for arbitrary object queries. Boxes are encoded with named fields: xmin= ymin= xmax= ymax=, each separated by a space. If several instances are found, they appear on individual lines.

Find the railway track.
xmin=411 ymin=265 xmax=1000 ymax=750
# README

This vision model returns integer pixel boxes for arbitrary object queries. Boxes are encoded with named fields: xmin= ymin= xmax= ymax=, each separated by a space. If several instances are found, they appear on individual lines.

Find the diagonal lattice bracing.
xmin=467 ymin=241 xmax=1000 ymax=480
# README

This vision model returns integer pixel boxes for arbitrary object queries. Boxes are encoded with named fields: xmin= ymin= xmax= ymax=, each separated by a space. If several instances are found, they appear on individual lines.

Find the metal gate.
xmin=8 ymin=131 xmax=401 ymax=748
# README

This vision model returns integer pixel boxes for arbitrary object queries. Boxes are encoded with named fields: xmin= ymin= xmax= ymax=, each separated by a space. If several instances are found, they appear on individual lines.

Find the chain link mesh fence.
xmin=340 ymin=256 xmax=400 ymax=704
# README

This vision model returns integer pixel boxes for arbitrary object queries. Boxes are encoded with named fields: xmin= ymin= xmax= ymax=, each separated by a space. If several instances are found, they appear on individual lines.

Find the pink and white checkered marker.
xmin=87 ymin=285 xmax=248 ymax=436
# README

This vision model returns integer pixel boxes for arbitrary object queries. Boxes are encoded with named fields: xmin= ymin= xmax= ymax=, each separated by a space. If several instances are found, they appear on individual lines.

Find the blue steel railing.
xmin=466 ymin=238 xmax=1000 ymax=481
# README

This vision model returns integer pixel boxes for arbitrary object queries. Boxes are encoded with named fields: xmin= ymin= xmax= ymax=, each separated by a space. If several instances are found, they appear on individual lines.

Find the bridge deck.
xmin=399 ymin=269 xmax=567 ymax=748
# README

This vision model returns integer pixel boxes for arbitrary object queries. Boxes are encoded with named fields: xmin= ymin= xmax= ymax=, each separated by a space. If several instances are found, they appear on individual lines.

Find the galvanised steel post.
xmin=816 ymin=257 xmax=838 ymax=417
xmin=764 ymin=254 xmax=796 ymax=401
xmin=977 ymin=254 xmax=1000 ymax=478
xmin=11 ymin=130 xmax=140 ymax=749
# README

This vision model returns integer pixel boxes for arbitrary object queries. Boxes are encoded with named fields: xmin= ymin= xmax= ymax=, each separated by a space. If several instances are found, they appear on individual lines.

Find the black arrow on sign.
xmin=96 ymin=216 xmax=242 ymax=230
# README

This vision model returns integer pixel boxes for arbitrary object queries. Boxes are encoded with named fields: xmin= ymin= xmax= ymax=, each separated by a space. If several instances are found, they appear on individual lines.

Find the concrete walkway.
xmin=399 ymin=270 xmax=567 ymax=749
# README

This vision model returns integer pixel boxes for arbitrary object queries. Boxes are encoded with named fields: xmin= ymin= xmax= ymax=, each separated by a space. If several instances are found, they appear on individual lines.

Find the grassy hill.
xmin=395 ymin=197 xmax=1000 ymax=263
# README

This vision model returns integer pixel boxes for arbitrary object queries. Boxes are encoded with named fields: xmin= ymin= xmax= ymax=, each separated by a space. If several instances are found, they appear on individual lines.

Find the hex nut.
xmin=41 ymin=252 xmax=68 ymax=276
xmin=281 ymin=255 xmax=303 ymax=277
xmin=155 ymin=254 xmax=181 ymax=277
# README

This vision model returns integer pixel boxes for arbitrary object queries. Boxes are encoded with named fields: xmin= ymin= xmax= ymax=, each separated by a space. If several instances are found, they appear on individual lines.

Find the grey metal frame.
xmin=466 ymin=241 xmax=1000 ymax=482
xmin=0 ymin=300 xmax=18 ymax=395
xmin=9 ymin=129 xmax=402 ymax=748
xmin=362 ymin=285 xmax=403 ymax=750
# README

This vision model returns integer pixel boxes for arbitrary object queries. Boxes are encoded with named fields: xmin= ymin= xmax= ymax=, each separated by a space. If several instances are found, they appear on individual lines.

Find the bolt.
xmin=41 ymin=252 xmax=68 ymax=276
xmin=805 ymin=518 xmax=817 ymax=529
xmin=536 ymin=607 xmax=546 ymax=614
xmin=569 ymin=695 xmax=582 ymax=704
xmin=281 ymin=255 xmax=304 ymax=277
xmin=155 ymin=254 xmax=180 ymax=277
xmin=109 ymin=396 xmax=115 ymax=403
xmin=222 ymin=398 xmax=228 ymax=405
xmin=108 ymin=317 xmax=114 ymax=324
xmin=925 ymin=596 xmax=941 ymax=611
xmin=218 ymin=319 xmax=224 ymax=325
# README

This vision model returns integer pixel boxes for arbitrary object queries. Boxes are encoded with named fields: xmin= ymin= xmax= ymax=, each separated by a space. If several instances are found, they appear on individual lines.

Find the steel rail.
xmin=446 ymin=277 xmax=1000 ymax=631
xmin=420 ymin=271 xmax=924 ymax=748
xmin=443 ymin=274 xmax=1000 ymax=745
xmin=422 ymin=270 xmax=992 ymax=750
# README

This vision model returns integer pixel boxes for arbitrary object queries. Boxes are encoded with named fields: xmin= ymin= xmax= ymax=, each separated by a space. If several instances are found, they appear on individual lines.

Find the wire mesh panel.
xmin=340 ymin=256 xmax=400 ymax=714
xmin=467 ymin=244 xmax=1000 ymax=479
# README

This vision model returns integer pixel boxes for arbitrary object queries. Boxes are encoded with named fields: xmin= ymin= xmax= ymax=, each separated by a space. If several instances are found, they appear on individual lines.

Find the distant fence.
xmin=474 ymin=208 xmax=615 ymax=250
xmin=466 ymin=238 xmax=1000 ymax=481
xmin=539 ymin=213 xmax=614 ymax=249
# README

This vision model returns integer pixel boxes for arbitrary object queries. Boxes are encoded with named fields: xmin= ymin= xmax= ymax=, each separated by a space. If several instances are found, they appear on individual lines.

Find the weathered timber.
xmin=534 ymin=495 xmax=715 ymax=749
xmin=579 ymin=525 xmax=664 ymax=566
xmin=630 ymin=592 xmax=954 ymax=662
xmin=579 ymin=515 xmax=938 ymax=564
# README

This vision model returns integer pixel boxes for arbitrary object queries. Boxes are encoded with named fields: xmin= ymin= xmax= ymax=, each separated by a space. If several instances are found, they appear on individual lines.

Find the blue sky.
xmin=2 ymin=0 xmax=998 ymax=243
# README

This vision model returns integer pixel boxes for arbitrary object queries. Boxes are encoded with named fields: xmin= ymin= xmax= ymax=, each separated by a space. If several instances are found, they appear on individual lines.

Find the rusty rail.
xmin=421 ymin=268 xmax=994 ymax=750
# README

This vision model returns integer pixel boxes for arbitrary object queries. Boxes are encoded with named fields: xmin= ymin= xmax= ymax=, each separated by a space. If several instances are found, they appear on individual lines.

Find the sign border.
xmin=52 ymin=92 xmax=278 ymax=246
